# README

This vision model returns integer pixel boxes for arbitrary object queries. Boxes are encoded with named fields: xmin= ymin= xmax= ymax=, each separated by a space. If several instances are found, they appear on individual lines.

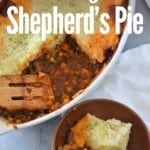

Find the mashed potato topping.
xmin=0 ymin=0 xmax=126 ymax=75
xmin=60 ymin=114 xmax=132 ymax=150
xmin=0 ymin=0 xmax=127 ymax=123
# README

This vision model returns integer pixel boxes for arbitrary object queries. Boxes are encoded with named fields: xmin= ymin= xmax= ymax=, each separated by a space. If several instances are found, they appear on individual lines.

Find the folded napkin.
xmin=84 ymin=44 xmax=150 ymax=127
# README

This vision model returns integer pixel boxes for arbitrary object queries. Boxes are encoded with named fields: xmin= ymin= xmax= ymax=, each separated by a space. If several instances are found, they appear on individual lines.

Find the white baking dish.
xmin=0 ymin=0 xmax=136 ymax=135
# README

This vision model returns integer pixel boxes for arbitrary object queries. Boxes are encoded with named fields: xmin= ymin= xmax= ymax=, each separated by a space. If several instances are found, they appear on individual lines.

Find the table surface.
xmin=0 ymin=0 xmax=150 ymax=150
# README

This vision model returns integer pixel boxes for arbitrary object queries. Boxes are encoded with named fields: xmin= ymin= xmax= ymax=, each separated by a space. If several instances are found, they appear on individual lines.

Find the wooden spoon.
xmin=0 ymin=73 xmax=54 ymax=111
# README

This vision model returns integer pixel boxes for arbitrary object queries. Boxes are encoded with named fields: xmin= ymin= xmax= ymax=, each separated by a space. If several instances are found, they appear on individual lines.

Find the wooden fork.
xmin=0 ymin=73 xmax=54 ymax=111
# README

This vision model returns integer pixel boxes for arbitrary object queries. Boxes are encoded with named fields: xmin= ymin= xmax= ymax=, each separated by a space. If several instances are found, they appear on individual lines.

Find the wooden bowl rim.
xmin=53 ymin=99 xmax=150 ymax=150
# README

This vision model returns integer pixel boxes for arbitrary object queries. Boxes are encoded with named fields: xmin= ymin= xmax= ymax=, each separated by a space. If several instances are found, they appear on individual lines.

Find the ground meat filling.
xmin=0 ymin=35 xmax=114 ymax=124
xmin=24 ymin=36 xmax=104 ymax=102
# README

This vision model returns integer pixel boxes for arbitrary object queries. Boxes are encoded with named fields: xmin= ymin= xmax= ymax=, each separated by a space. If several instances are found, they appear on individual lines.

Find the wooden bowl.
xmin=53 ymin=99 xmax=150 ymax=150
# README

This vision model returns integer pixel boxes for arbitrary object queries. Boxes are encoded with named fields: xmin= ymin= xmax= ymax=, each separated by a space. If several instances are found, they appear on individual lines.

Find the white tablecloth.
xmin=84 ymin=44 xmax=150 ymax=127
